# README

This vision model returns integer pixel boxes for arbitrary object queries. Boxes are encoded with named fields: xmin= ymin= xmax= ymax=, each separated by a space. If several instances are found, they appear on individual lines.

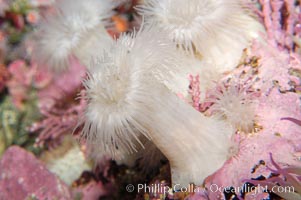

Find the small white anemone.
xmin=210 ymin=82 xmax=257 ymax=133
xmin=34 ymin=0 xmax=116 ymax=71
xmin=137 ymin=0 xmax=263 ymax=72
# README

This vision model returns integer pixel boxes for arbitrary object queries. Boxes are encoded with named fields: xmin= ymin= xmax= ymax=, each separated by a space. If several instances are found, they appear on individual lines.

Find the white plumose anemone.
xmin=82 ymin=27 xmax=234 ymax=186
xmin=35 ymin=0 xmax=116 ymax=71
xmin=137 ymin=0 xmax=263 ymax=72
xmin=211 ymin=82 xmax=257 ymax=133
xmin=82 ymin=27 xmax=188 ymax=159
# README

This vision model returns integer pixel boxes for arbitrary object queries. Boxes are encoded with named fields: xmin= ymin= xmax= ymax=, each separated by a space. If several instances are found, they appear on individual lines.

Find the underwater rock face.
xmin=0 ymin=146 xmax=72 ymax=200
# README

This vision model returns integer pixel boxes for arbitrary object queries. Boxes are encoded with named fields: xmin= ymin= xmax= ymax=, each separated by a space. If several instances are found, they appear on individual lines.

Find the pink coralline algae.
xmin=31 ymin=58 xmax=86 ymax=147
xmin=247 ymin=153 xmax=301 ymax=200
xmin=6 ymin=60 xmax=35 ymax=109
xmin=37 ymin=57 xmax=86 ymax=110
xmin=30 ymin=94 xmax=86 ymax=147
xmin=6 ymin=60 xmax=53 ymax=109
xmin=193 ymin=37 xmax=301 ymax=200
xmin=0 ymin=146 xmax=72 ymax=200
xmin=258 ymin=0 xmax=300 ymax=50
xmin=188 ymin=74 xmax=201 ymax=111
xmin=186 ymin=4 xmax=301 ymax=196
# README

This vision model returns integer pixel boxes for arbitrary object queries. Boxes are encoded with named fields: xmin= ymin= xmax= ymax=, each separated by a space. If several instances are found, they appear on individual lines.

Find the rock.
xmin=0 ymin=146 xmax=72 ymax=200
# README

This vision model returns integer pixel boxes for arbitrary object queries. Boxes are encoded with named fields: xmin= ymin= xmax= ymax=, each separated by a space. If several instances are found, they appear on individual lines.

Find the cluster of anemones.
xmin=35 ymin=0 xmax=263 ymax=186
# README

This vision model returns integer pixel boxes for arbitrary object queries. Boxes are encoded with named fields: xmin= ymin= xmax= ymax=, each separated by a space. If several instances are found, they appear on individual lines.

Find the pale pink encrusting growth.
xmin=37 ymin=57 xmax=86 ymax=110
xmin=247 ymin=153 xmax=301 ymax=200
xmin=258 ymin=0 xmax=300 ymax=50
xmin=186 ymin=2 xmax=301 ymax=193
xmin=82 ymin=27 xmax=234 ymax=186
xmin=0 ymin=146 xmax=72 ymax=199
xmin=199 ymin=39 xmax=301 ymax=200
xmin=188 ymin=74 xmax=201 ymax=111
xmin=30 ymin=58 xmax=86 ymax=146
xmin=30 ymin=96 xmax=86 ymax=147
xmin=4 ymin=64 xmax=58 ymax=155
xmin=6 ymin=60 xmax=40 ymax=109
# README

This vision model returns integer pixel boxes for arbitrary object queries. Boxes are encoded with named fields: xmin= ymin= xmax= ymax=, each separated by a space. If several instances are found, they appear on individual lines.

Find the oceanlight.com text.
xmin=125 ymin=183 xmax=295 ymax=196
